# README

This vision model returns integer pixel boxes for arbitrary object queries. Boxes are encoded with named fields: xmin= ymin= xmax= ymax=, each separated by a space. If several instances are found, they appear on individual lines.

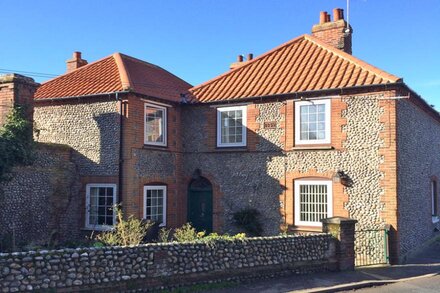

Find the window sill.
xmin=292 ymin=145 xmax=334 ymax=151
xmin=143 ymin=144 xmax=168 ymax=150
xmin=214 ymin=146 xmax=248 ymax=152
xmin=289 ymin=226 xmax=323 ymax=233
xmin=432 ymin=216 xmax=439 ymax=224
xmin=82 ymin=226 xmax=114 ymax=232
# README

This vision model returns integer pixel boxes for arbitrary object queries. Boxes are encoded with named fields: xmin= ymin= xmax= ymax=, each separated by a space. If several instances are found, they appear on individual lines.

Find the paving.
xmin=211 ymin=238 xmax=440 ymax=293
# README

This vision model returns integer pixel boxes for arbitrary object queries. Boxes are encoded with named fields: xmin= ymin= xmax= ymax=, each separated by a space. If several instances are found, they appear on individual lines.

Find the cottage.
xmin=2 ymin=8 xmax=439 ymax=264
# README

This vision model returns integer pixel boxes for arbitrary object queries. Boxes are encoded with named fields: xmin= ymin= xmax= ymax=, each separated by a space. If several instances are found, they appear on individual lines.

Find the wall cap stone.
xmin=321 ymin=217 xmax=358 ymax=225
xmin=0 ymin=73 xmax=38 ymax=85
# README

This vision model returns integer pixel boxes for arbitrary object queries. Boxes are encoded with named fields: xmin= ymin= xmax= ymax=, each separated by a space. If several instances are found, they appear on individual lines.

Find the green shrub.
xmin=96 ymin=206 xmax=153 ymax=246
xmin=171 ymin=223 xmax=246 ymax=244
xmin=173 ymin=223 xmax=204 ymax=242
xmin=158 ymin=227 xmax=172 ymax=243
xmin=0 ymin=106 xmax=34 ymax=180
xmin=232 ymin=208 xmax=263 ymax=236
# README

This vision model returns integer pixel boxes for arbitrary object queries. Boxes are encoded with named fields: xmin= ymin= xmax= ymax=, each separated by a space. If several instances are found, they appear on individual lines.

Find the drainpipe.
xmin=117 ymin=92 xmax=124 ymax=205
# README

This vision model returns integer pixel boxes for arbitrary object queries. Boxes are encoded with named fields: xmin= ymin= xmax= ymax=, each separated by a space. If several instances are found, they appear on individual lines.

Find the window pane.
xmin=106 ymin=187 xmax=113 ymax=196
xmin=300 ymin=106 xmax=308 ymax=115
xmin=90 ymin=187 xmax=98 ymax=197
xmin=106 ymin=216 xmax=114 ymax=225
xmin=98 ymin=216 xmax=106 ymax=225
xmin=89 ymin=216 xmax=97 ymax=225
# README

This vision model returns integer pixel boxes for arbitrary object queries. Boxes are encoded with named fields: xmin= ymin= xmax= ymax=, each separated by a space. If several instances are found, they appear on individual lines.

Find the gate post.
xmin=322 ymin=217 xmax=357 ymax=271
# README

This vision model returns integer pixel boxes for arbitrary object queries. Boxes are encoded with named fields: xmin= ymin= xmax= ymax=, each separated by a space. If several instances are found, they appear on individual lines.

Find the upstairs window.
xmin=432 ymin=180 xmax=438 ymax=223
xmin=144 ymin=185 xmax=167 ymax=226
xmin=217 ymin=106 xmax=247 ymax=147
xmin=294 ymin=179 xmax=333 ymax=227
xmin=295 ymin=99 xmax=331 ymax=145
xmin=144 ymin=104 xmax=167 ymax=146
xmin=85 ymin=184 xmax=117 ymax=230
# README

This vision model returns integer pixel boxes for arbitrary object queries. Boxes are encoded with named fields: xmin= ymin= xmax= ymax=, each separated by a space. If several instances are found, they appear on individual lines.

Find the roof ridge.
xmin=119 ymin=53 xmax=193 ymax=88
xmin=113 ymin=53 xmax=132 ymax=90
xmin=190 ymin=34 xmax=307 ymax=92
xmin=304 ymin=34 xmax=402 ymax=83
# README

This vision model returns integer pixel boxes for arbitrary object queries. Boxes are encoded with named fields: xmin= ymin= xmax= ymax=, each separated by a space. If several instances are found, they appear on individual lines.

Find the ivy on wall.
xmin=0 ymin=106 xmax=34 ymax=180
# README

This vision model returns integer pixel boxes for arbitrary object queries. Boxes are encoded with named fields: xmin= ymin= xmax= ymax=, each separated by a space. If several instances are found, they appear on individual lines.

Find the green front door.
xmin=187 ymin=178 xmax=213 ymax=233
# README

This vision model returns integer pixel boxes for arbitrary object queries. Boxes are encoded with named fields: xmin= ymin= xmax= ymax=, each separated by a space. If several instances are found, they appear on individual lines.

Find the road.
xmin=343 ymin=274 xmax=440 ymax=293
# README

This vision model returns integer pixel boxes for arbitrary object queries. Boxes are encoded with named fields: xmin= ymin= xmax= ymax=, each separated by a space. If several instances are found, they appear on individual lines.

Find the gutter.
xmin=188 ymin=83 xmax=406 ymax=105
xmin=34 ymin=91 xmax=131 ymax=102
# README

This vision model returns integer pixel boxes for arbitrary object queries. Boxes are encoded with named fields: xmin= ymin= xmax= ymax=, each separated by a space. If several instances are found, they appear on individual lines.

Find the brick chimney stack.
xmin=66 ymin=51 xmax=88 ymax=73
xmin=312 ymin=8 xmax=353 ymax=54
xmin=0 ymin=74 xmax=38 ymax=127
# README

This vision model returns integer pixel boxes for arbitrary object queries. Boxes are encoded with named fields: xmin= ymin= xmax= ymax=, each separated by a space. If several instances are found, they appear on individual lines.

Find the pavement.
xmin=211 ymin=237 xmax=440 ymax=293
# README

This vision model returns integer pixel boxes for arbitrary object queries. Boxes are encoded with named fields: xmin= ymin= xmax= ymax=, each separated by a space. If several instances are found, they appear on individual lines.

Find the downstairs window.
xmin=294 ymin=179 xmax=333 ymax=226
xmin=85 ymin=184 xmax=117 ymax=230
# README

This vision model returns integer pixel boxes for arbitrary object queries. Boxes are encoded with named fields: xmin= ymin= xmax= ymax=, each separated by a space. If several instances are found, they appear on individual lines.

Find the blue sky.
xmin=1 ymin=0 xmax=439 ymax=107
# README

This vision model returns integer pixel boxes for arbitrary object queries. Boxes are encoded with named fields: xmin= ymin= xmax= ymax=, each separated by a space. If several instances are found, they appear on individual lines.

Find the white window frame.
xmin=295 ymin=99 xmax=331 ymax=145
xmin=85 ymin=183 xmax=117 ymax=231
xmin=294 ymin=179 xmax=333 ymax=227
xmin=216 ymin=105 xmax=247 ymax=147
xmin=144 ymin=103 xmax=167 ymax=146
xmin=143 ymin=185 xmax=167 ymax=227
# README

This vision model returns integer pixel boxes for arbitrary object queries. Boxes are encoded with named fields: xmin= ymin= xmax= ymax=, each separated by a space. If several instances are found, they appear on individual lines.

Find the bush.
xmin=0 ymin=106 xmax=34 ymax=180
xmin=232 ymin=208 xmax=263 ymax=236
xmin=173 ymin=223 xmax=205 ymax=242
xmin=171 ymin=223 xmax=246 ymax=244
xmin=158 ymin=227 xmax=172 ymax=243
xmin=96 ymin=206 xmax=153 ymax=246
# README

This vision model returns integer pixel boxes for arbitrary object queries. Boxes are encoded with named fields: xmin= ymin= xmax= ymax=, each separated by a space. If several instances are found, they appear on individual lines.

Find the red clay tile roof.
xmin=189 ymin=34 xmax=402 ymax=103
xmin=35 ymin=53 xmax=191 ymax=102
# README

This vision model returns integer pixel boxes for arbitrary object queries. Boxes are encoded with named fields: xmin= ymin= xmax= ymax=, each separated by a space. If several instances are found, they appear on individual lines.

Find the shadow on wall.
xmin=0 ymin=144 xmax=82 ymax=251
xmin=0 ymin=108 xmax=120 ymax=252
xmin=182 ymin=104 xmax=286 ymax=236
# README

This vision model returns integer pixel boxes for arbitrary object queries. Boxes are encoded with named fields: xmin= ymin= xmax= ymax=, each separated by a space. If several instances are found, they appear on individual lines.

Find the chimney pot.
xmin=319 ymin=11 xmax=328 ymax=24
xmin=326 ymin=14 xmax=331 ymax=22
xmin=333 ymin=8 xmax=344 ymax=21
xmin=237 ymin=55 xmax=244 ymax=62
xmin=73 ymin=51 xmax=82 ymax=59
xmin=247 ymin=53 xmax=253 ymax=61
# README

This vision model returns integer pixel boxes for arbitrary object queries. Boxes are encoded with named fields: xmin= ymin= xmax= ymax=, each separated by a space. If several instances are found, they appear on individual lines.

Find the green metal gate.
xmin=355 ymin=228 xmax=390 ymax=267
